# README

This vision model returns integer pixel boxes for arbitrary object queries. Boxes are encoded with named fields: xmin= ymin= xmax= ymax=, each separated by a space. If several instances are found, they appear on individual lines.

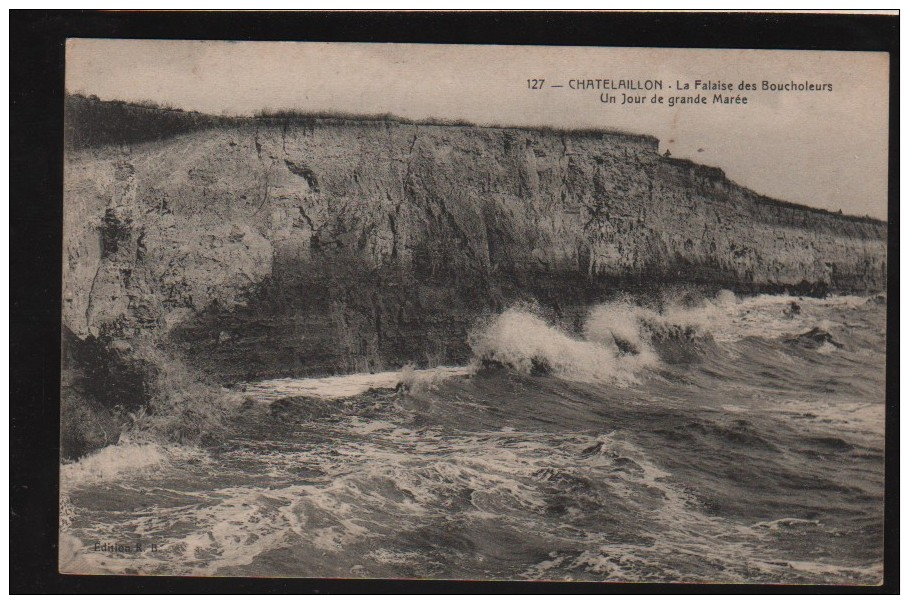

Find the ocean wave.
xmin=469 ymin=307 xmax=652 ymax=385
xmin=467 ymin=294 xmax=722 ymax=383
xmin=467 ymin=291 xmax=877 ymax=385
xmin=607 ymin=291 xmax=868 ymax=346
xmin=238 ymin=366 xmax=471 ymax=404
xmin=60 ymin=440 xmax=207 ymax=488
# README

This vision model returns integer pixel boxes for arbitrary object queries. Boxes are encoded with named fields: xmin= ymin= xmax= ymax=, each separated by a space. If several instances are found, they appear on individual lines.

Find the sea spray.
xmin=467 ymin=290 xmax=842 ymax=383
xmin=60 ymin=440 xmax=209 ymax=487
xmin=61 ymin=333 xmax=241 ymax=461
xmin=125 ymin=348 xmax=236 ymax=447
xmin=469 ymin=306 xmax=651 ymax=385
xmin=583 ymin=299 xmax=659 ymax=361
xmin=585 ymin=296 xmax=717 ymax=365
xmin=398 ymin=364 xmax=461 ymax=395
xmin=587 ymin=290 xmax=857 ymax=348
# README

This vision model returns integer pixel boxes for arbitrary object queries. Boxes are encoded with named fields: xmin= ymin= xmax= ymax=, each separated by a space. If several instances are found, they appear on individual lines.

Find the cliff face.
xmin=62 ymin=115 xmax=887 ymax=435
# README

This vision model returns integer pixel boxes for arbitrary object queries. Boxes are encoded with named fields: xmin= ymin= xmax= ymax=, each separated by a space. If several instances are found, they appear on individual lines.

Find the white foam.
xmin=752 ymin=518 xmax=822 ymax=532
xmin=238 ymin=366 xmax=470 ymax=403
xmin=470 ymin=308 xmax=651 ymax=385
xmin=584 ymin=301 xmax=653 ymax=355
xmin=590 ymin=292 xmax=868 ymax=345
xmin=61 ymin=442 xmax=168 ymax=486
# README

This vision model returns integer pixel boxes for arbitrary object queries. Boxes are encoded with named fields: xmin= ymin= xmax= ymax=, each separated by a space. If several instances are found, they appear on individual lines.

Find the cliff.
xmin=61 ymin=97 xmax=887 ymax=457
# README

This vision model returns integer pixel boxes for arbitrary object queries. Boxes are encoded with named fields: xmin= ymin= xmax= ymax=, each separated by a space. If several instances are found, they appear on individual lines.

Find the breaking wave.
xmin=469 ymin=306 xmax=653 ymax=385
xmin=468 ymin=290 xmax=867 ymax=385
xmin=60 ymin=440 xmax=208 ymax=488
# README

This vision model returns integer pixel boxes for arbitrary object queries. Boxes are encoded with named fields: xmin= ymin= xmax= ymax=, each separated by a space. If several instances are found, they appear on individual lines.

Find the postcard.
xmin=59 ymin=39 xmax=888 ymax=583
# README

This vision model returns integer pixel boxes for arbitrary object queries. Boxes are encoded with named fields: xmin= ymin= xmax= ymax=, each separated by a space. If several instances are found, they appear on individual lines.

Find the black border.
xmin=10 ymin=10 xmax=899 ymax=594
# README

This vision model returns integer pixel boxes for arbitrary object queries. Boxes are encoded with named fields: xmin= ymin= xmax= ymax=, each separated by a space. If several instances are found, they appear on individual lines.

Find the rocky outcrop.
xmin=61 ymin=100 xmax=887 ymax=455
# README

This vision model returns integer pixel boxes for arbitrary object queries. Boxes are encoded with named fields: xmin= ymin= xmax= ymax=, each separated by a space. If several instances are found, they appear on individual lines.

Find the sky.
xmin=66 ymin=39 xmax=890 ymax=220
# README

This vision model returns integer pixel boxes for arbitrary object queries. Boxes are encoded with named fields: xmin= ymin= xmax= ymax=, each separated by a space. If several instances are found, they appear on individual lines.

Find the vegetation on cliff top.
xmin=64 ymin=93 xmax=657 ymax=150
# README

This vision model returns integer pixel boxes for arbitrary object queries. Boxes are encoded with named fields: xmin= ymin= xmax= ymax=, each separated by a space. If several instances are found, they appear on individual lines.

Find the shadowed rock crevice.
xmin=283 ymin=159 xmax=320 ymax=192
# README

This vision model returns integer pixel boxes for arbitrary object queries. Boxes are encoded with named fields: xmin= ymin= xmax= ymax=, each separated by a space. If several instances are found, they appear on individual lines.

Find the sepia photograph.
xmin=54 ymin=37 xmax=890 ymax=584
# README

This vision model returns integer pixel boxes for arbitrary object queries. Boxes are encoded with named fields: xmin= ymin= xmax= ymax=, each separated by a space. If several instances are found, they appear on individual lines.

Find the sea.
xmin=59 ymin=291 xmax=887 ymax=584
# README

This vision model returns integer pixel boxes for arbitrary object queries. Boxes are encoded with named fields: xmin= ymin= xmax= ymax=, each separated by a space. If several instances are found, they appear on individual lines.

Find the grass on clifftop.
xmin=65 ymin=93 xmax=650 ymax=149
